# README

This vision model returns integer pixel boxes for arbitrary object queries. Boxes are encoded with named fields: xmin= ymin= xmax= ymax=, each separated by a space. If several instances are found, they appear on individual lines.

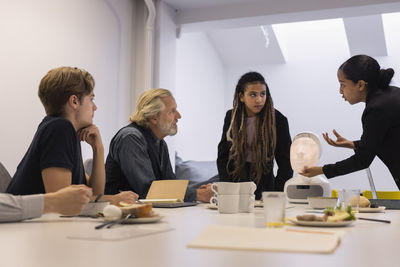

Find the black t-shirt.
xmin=6 ymin=116 xmax=86 ymax=195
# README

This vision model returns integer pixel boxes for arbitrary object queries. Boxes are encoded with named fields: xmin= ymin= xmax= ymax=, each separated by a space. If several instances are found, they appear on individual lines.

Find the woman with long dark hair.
xmin=217 ymin=72 xmax=293 ymax=199
xmin=302 ymin=55 xmax=400 ymax=189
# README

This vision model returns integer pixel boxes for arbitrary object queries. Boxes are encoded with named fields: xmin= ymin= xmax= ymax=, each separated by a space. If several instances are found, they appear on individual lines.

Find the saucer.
xmin=207 ymin=204 xmax=218 ymax=210
xmin=287 ymin=218 xmax=354 ymax=227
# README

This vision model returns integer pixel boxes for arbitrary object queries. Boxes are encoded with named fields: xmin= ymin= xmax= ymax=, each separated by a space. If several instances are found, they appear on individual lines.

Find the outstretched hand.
xmin=322 ymin=129 xmax=355 ymax=149
xmin=300 ymin=166 xmax=323 ymax=177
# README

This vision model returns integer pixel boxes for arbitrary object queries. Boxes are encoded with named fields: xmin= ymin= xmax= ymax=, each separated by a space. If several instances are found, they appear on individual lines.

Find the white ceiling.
xmin=161 ymin=0 xmax=400 ymax=66
xmin=207 ymin=25 xmax=285 ymax=67
xmin=164 ymin=0 xmax=400 ymax=29
xmin=162 ymin=0 xmax=253 ymax=11
xmin=163 ymin=0 xmax=400 ymax=12
xmin=343 ymin=15 xmax=387 ymax=57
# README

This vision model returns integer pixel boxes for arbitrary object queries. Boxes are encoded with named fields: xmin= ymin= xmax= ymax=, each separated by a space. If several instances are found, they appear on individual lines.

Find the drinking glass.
xmin=262 ymin=192 xmax=286 ymax=228
xmin=343 ymin=189 xmax=360 ymax=211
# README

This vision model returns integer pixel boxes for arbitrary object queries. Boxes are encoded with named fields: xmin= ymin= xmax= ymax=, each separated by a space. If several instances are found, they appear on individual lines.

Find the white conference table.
xmin=1 ymin=203 xmax=398 ymax=267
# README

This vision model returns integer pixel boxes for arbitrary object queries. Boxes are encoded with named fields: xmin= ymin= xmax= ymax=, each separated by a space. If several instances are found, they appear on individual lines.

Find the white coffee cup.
xmin=210 ymin=194 xmax=239 ymax=214
xmin=239 ymin=182 xmax=257 ymax=194
xmin=211 ymin=182 xmax=240 ymax=195
xmin=209 ymin=195 xmax=218 ymax=205
xmin=239 ymin=194 xmax=255 ymax=213
xmin=219 ymin=194 xmax=240 ymax=214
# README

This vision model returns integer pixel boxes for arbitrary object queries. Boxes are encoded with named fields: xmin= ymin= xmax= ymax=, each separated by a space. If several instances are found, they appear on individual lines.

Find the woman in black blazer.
xmin=217 ymin=72 xmax=293 ymax=199
xmin=302 ymin=55 xmax=400 ymax=190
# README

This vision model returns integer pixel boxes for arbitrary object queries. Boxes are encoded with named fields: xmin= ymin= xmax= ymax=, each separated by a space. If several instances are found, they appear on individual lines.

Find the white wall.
xmin=154 ymin=0 xmax=178 ymax=168
xmin=0 ymin=0 xmax=135 ymax=175
xmin=175 ymin=32 xmax=226 ymax=161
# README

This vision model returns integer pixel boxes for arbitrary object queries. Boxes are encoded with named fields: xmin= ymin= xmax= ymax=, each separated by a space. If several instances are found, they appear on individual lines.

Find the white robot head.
xmin=290 ymin=132 xmax=322 ymax=173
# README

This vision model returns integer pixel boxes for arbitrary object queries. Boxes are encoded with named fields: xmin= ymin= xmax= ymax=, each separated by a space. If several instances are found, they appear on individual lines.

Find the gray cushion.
xmin=175 ymin=153 xmax=218 ymax=186
xmin=0 ymin=162 xmax=12 ymax=193
xmin=83 ymin=158 xmax=93 ymax=176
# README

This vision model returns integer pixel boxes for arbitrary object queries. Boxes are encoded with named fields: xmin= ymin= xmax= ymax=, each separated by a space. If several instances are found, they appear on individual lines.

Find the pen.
xmin=358 ymin=217 xmax=391 ymax=224
xmin=94 ymin=194 xmax=103 ymax=202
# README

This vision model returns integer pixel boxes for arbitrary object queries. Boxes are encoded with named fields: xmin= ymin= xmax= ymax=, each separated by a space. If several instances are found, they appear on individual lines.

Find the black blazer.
xmin=217 ymin=109 xmax=293 ymax=198
xmin=323 ymin=86 xmax=400 ymax=189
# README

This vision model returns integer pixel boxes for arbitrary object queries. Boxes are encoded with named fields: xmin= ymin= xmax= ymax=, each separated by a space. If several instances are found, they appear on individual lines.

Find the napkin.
xmin=187 ymin=225 xmax=342 ymax=254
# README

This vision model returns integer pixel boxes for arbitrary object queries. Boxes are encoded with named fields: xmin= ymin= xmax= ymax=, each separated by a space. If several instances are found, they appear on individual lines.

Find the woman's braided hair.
xmin=227 ymin=72 xmax=276 ymax=184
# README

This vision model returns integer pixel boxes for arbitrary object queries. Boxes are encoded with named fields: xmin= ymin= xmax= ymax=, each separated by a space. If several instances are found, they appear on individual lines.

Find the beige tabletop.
xmin=0 ymin=203 xmax=398 ymax=267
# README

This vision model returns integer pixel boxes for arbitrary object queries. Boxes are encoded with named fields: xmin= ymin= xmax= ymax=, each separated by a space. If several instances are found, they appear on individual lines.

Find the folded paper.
xmin=188 ymin=225 xmax=342 ymax=254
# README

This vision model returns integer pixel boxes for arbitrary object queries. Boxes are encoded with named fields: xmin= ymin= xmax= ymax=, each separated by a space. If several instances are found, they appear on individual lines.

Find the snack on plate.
xmin=296 ymin=214 xmax=323 ymax=222
xmin=326 ymin=210 xmax=352 ymax=222
xmin=296 ymin=206 xmax=356 ymax=222
xmin=354 ymin=197 xmax=378 ymax=208
xmin=103 ymin=205 xmax=123 ymax=219
xmin=119 ymin=203 xmax=153 ymax=218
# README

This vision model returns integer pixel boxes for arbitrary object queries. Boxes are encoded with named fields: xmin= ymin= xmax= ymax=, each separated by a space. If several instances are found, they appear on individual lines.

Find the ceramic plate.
xmin=254 ymin=201 xmax=263 ymax=207
xmin=207 ymin=202 xmax=263 ymax=209
xmin=358 ymin=206 xmax=386 ymax=213
xmin=103 ymin=214 xmax=163 ymax=224
xmin=207 ymin=204 xmax=218 ymax=210
xmin=119 ymin=215 xmax=163 ymax=224
xmin=287 ymin=218 xmax=354 ymax=227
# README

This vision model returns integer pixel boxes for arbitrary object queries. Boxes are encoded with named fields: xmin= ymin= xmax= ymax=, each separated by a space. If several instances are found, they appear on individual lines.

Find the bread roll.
xmin=349 ymin=195 xmax=357 ymax=207
xmin=119 ymin=203 xmax=153 ymax=218
xmin=359 ymin=196 xmax=370 ymax=208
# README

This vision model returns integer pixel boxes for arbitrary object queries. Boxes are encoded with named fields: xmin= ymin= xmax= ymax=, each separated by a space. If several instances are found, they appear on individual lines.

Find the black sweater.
xmin=217 ymin=109 xmax=293 ymax=199
xmin=323 ymin=86 xmax=400 ymax=189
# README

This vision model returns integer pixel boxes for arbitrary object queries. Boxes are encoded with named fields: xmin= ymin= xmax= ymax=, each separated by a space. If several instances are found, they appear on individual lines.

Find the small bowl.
xmin=307 ymin=197 xmax=338 ymax=209
xmin=79 ymin=201 xmax=110 ymax=216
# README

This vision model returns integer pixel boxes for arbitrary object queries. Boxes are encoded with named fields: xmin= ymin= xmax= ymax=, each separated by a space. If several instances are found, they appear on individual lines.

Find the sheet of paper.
xmin=188 ymin=225 xmax=342 ymax=254
xmin=67 ymin=225 xmax=174 ymax=241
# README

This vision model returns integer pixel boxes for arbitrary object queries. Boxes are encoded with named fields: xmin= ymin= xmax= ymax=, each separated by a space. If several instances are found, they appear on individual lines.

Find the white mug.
xmin=239 ymin=194 xmax=255 ymax=213
xmin=211 ymin=194 xmax=239 ymax=214
xmin=239 ymin=182 xmax=257 ymax=194
xmin=211 ymin=182 xmax=240 ymax=195
xmin=209 ymin=195 xmax=218 ymax=205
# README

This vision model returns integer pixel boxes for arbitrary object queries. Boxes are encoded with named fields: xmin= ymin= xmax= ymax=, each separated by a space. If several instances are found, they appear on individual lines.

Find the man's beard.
xmin=158 ymin=120 xmax=177 ymax=136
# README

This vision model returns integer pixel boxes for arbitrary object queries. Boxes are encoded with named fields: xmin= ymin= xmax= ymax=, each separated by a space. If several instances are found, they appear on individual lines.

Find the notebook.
xmin=369 ymin=199 xmax=400 ymax=210
xmin=139 ymin=180 xmax=197 ymax=208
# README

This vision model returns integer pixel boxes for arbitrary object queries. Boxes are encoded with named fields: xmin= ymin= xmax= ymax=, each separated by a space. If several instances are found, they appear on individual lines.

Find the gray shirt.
xmin=105 ymin=124 xmax=196 ymax=201
xmin=0 ymin=194 xmax=43 ymax=222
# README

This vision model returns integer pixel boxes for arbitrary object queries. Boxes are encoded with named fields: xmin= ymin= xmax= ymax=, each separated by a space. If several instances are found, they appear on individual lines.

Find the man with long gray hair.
xmin=105 ymin=88 xmax=213 ymax=202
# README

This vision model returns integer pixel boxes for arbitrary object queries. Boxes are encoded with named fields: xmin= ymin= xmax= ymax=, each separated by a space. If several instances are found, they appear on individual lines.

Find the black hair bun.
xmin=378 ymin=68 xmax=395 ymax=89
